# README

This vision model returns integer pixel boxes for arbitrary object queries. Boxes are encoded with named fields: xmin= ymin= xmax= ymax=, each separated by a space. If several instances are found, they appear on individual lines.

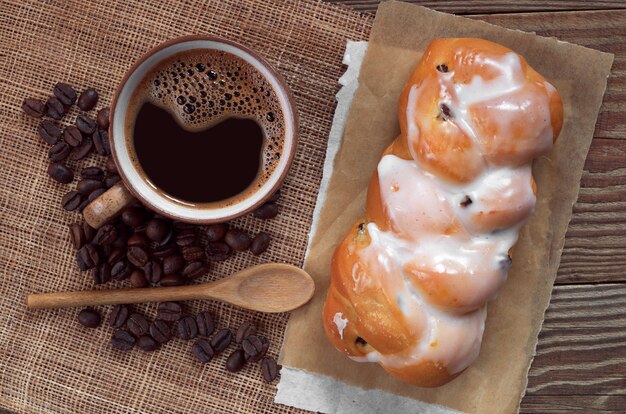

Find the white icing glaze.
xmin=333 ymin=312 xmax=348 ymax=340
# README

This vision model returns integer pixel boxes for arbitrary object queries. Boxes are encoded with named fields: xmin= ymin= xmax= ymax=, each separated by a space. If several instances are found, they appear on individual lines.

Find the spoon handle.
xmin=26 ymin=284 xmax=208 ymax=309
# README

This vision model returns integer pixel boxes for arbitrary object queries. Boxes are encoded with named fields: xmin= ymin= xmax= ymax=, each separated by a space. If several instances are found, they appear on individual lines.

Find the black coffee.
xmin=126 ymin=48 xmax=285 ymax=206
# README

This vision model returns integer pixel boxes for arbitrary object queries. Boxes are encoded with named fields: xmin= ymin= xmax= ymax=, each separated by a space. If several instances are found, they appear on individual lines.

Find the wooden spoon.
xmin=26 ymin=263 xmax=315 ymax=313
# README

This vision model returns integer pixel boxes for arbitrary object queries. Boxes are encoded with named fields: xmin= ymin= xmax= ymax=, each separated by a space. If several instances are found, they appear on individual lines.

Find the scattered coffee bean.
xmin=191 ymin=339 xmax=215 ymax=363
xmin=78 ymin=308 xmax=101 ymax=328
xmin=69 ymin=135 xmax=93 ymax=160
xmin=92 ymin=129 xmax=110 ymax=156
xmin=127 ymin=233 xmax=148 ymax=248
xmin=225 ymin=228 xmax=252 ymax=251
xmin=53 ymin=82 xmax=77 ymax=106
xmin=226 ymin=349 xmax=246 ymax=372
xmin=94 ymin=224 xmax=118 ymax=245
xmin=137 ymin=334 xmax=159 ymax=352
xmin=173 ymin=221 xmax=195 ymax=231
xmin=121 ymin=206 xmax=145 ymax=228
xmin=87 ymin=188 xmax=106 ymax=203
xmin=205 ymin=241 xmax=231 ymax=262
xmin=268 ymin=188 xmax=281 ymax=203
xmin=77 ymin=88 xmax=98 ymax=110
xmin=48 ymin=141 xmax=71 ymax=162
xmin=127 ymin=245 xmax=149 ymax=267
xmin=149 ymin=319 xmax=171 ymax=344
xmin=92 ymin=262 xmax=111 ymax=284
xmin=76 ymin=178 xmax=104 ymax=195
xmin=235 ymin=320 xmax=257 ymax=344
xmin=160 ymin=274 xmax=185 ymax=286
xmin=63 ymin=125 xmax=82 ymax=147
xmin=157 ymin=302 xmax=182 ymax=322
xmin=22 ymin=98 xmax=45 ymax=118
xmin=106 ymin=247 xmax=124 ymax=265
xmin=127 ymin=313 xmax=150 ymax=337
xmin=109 ymin=304 xmax=129 ymax=328
xmin=260 ymin=356 xmax=279 ymax=382
xmin=129 ymin=268 xmax=148 ymax=287
xmin=210 ymin=328 xmax=233 ymax=353
xmin=250 ymin=232 xmax=271 ymax=256
xmin=69 ymin=223 xmax=86 ymax=250
xmin=182 ymin=244 xmax=204 ymax=262
xmin=80 ymin=166 xmax=104 ymax=181
xmin=48 ymin=162 xmax=73 ymax=184
xmin=105 ymin=174 xmax=121 ymax=188
xmin=195 ymin=311 xmax=215 ymax=337
xmin=175 ymin=228 xmax=196 ymax=247
xmin=45 ymin=96 xmax=65 ymax=120
xmin=105 ymin=157 xmax=117 ymax=174
xmin=243 ymin=335 xmax=269 ymax=362
xmin=76 ymin=114 xmax=96 ymax=135
xmin=146 ymin=219 xmax=170 ymax=243
xmin=182 ymin=261 xmax=207 ymax=280
xmin=83 ymin=222 xmax=96 ymax=242
xmin=177 ymin=315 xmax=198 ymax=340
xmin=152 ymin=243 xmax=177 ymax=259
xmin=143 ymin=261 xmax=163 ymax=284
xmin=38 ymin=120 xmax=61 ymax=144
xmin=97 ymin=107 xmax=110 ymax=129
xmin=111 ymin=258 xmax=131 ymax=279
xmin=252 ymin=202 xmax=278 ymax=219
xmin=205 ymin=223 xmax=228 ymax=242
xmin=77 ymin=197 xmax=91 ymax=212
xmin=111 ymin=330 xmax=135 ymax=351
xmin=76 ymin=244 xmax=99 ymax=271
xmin=162 ymin=254 xmax=184 ymax=274
xmin=62 ymin=190 xmax=82 ymax=211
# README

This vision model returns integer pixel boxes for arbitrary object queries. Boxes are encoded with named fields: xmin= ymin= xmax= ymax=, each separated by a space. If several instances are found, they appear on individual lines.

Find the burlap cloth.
xmin=0 ymin=0 xmax=372 ymax=412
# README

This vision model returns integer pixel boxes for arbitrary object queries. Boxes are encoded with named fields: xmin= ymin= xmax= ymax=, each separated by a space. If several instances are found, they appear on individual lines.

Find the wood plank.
xmin=520 ymin=395 xmax=626 ymax=413
xmin=327 ymin=1 xmax=626 ymax=15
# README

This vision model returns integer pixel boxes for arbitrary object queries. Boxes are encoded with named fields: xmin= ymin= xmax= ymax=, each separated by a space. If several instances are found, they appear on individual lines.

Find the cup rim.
xmin=109 ymin=35 xmax=298 ymax=223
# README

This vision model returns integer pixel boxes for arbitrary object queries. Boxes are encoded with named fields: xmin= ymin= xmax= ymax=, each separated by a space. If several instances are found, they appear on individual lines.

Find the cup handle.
xmin=83 ymin=182 xmax=136 ymax=229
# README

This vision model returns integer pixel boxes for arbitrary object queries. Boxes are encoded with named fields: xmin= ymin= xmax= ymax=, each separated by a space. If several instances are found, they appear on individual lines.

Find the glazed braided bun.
xmin=322 ymin=38 xmax=563 ymax=387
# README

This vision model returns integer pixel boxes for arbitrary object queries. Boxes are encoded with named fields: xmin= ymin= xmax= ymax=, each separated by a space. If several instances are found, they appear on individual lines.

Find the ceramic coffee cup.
xmin=83 ymin=36 xmax=297 ymax=229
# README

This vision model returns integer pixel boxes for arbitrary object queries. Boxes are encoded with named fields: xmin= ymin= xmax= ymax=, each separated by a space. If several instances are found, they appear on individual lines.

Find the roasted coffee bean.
xmin=191 ymin=339 xmax=214 ymax=363
xmin=101 ymin=244 xmax=113 ymax=258
xmin=175 ymin=228 xmax=196 ymax=247
xmin=225 ymin=228 xmax=252 ymax=251
xmin=137 ymin=334 xmax=159 ymax=352
xmin=76 ymin=114 xmax=96 ymax=135
xmin=250 ymin=232 xmax=271 ymax=256
xmin=268 ymin=188 xmax=281 ymax=203
xmin=107 ymin=247 xmax=125 ymax=265
xmin=210 ymin=328 xmax=233 ymax=353
xmin=38 ymin=120 xmax=61 ymax=144
xmin=92 ymin=262 xmax=111 ymax=284
xmin=48 ymin=162 xmax=73 ymax=184
xmin=152 ymin=243 xmax=177 ymax=259
xmin=53 ymin=82 xmax=77 ymax=105
xmin=69 ymin=223 xmax=86 ymax=250
xmin=83 ymin=222 xmax=96 ymax=242
xmin=76 ymin=178 xmax=104 ymax=195
xmin=205 ymin=241 xmax=231 ymax=261
xmin=112 ymin=222 xmax=130 ymax=247
xmin=45 ymin=96 xmax=65 ymax=120
xmin=252 ymin=202 xmax=278 ymax=219
xmin=105 ymin=174 xmax=121 ymax=188
xmin=78 ymin=308 xmax=101 ymax=328
xmin=127 ymin=233 xmax=148 ymax=248
xmin=127 ymin=313 xmax=150 ymax=337
xmin=226 ymin=349 xmax=246 ymax=372
xmin=109 ymin=304 xmax=129 ymax=328
xmin=127 ymin=245 xmax=149 ymax=267
xmin=70 ymin=135 xmax=93 ymax=160
xmin=48 ymin=141 xmax=71 ymax=162
xmin=146 ymin=219 xmax=170 ymax=243
xmin=80 ymin=166 xmax=104 ymax=181
xmin=235 ymin=320 xmax=257 ymax=344
xmin=160 ymin=274 xmax=185 ymax=286
xmin=93 ymin=129 xmax=110 ymax=156
xmin=22 ymin=98 xmax=45 ymax=118
xmin=97 ymin=107 xmax=110 ymax=129
xmin=182 ymin=261 xmax=207 ymax=280
xmin=243 ymin=335 xmax=269 ymax=362
xmin=157 ymin=301 xmax=182 ymax=322
xmin=205 ymin=223 xmax=228 ymax=242
xmin=77 ymin=88 xmax=98 ymax=110
xmin=162 ymin=254 xmax=184 ymax=274
xmin=62 ymin=190 xmax=82 ymax=211
xmin=143 ymin=261 xmax=162 ymax=284
xmin=177 ymin=315 xmax=198 ymax=340
xmin=129 ymin=269 xmax=148 ymax=287
xmin=173 ymin=221 xmax=195 ymax=231
xmin=77 ymin=197 xmax=90 ymax=212
xmin=121 ymin=206 xmax=145 ymax=228
xmin=76 ymin=244 xmax=99 ymax=270
xmin=195 ymin=311 xmax=215 ymax=337
xmin=182 ymin=244 xmax=204 ymax=262
xmin=94 ymin=224 xmax=118 ymax=245
xmin=111 ymin=259 xmax=131 ymax=279
xmin=87 ymin=188 xmax=106 ymax=203
xmin=111 ymin=330 xmax=135 ymax=351
xmin=149 ymin=319 xmax=171 ymax=344
xmin=63 ymin=125 xmax=82 ymax=147
xmin=260 ymin=357 xmax=279 ymax=382
xmin=105 ymin=157 xmax=117 ymax=174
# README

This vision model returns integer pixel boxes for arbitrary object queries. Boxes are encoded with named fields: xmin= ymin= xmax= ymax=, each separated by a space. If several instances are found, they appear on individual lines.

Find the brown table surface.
xmin=327 ymin=1 xmax=626 ymax=413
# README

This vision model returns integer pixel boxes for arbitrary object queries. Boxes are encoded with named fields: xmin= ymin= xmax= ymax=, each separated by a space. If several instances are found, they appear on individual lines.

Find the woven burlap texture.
xmin=0 ymin=0 xmax=373 ymax=412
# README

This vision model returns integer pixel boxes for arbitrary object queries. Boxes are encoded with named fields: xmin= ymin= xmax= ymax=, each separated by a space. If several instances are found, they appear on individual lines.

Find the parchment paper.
xmin=279 ymin=2 xmax=614 ymax=413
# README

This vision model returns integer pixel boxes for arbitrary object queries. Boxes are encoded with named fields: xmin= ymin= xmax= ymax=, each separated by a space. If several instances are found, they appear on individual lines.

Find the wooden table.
xmin=329 ymin=1 xmax=626 ymax=412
